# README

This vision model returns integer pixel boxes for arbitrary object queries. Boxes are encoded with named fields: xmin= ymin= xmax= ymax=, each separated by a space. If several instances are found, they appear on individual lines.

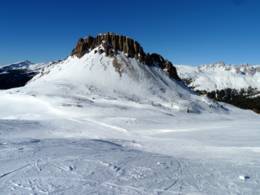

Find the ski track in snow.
xmin=0 ymin=92 xmax=259 ymax=194
xmin=0 ymin=139 xmax=259 ymax=195
xmin=0 ymin=52 xmax=260 ymax=194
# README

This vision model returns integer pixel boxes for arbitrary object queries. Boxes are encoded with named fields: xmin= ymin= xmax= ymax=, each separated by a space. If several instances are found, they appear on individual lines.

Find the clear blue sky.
xmin=0 ymin=0 xmax=260 ymax=65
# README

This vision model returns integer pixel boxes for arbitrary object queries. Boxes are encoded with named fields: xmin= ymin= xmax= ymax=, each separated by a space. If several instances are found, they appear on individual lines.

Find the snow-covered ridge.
xmin=0 ymin=60 xmax=51 ymax=72
xmin=176 ymin=62 xmax=260 ymax=91
xmin=0 ymin=60 xmax=54 ymax=90
xmin=0 ymin=60 xmax=33 ymax=69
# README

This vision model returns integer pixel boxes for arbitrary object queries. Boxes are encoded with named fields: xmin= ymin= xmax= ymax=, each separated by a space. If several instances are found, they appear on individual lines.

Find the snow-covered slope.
xmin=23 ymin=48 xmax=223 ymax=114
xmin=177 ymin=62 xmax=260 ymax=91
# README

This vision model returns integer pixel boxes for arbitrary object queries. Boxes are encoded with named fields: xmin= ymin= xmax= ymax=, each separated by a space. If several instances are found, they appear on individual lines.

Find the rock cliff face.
xmin=71 ymin=33 xmax=181 ymax=81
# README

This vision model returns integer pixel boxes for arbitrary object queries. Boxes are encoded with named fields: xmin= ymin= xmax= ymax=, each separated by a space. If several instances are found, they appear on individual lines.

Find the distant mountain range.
xmin=0 ymin=61 xmax=58 ymax=89
xmin=0 ymin=60 xmax=40 ymax=89
xmin=177 ymin=62 xmax=260 ymax=113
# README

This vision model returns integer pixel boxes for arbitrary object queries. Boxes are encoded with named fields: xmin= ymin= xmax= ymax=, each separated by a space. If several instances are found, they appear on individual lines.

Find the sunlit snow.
xmin=0 ymin=52 xmax=259 ymax=194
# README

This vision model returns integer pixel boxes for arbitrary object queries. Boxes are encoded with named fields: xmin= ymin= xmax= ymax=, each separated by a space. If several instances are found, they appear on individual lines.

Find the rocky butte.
xmin=71 ymin=32 xmax=181 ymax=81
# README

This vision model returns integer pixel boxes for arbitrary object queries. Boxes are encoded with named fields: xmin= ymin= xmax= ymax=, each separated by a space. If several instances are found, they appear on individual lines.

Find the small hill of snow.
xmin=177 ymin=62 xmax=260 ymax=91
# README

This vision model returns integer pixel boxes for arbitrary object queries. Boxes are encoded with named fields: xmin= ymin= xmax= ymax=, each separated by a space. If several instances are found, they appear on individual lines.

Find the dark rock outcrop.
xmin=71 ymin=33 xmax=181 ymax=81
xmin=144 ymin=53 xmax=180 ymax=81
xmin=71 ymin=33 xmax=145 ymax=60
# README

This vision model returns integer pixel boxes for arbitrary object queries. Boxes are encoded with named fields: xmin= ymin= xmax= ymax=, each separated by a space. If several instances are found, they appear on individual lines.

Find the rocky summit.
xmin=71 ymin=33 xmax=181 ymax=81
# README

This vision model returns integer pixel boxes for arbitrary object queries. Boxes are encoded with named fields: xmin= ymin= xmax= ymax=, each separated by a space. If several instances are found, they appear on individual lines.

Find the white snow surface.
xmin=176 ymin=62 xmax=260 ymax=91
xmin=0 ymin=53 xmax=260 ymax=194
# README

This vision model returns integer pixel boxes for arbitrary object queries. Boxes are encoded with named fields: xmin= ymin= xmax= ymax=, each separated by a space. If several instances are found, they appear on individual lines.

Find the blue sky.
xmin=0 ymin=0 xmax=260 ymax=65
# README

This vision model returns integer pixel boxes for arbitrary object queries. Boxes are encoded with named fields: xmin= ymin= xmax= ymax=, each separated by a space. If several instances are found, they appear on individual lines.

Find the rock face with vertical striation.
xmin=71 ymin=33 xmax=181 ymax=81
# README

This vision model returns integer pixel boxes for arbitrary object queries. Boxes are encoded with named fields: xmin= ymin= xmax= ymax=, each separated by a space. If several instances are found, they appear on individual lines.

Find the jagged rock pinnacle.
xmin=71 ymin=32 xmax=181 ymax=81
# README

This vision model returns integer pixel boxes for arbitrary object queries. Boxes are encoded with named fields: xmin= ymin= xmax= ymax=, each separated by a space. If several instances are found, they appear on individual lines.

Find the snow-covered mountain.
xmin=22 ymin=33 xmax=224 ymax=114
xmin=0 ymin=60 xmax=33 ymax=70
xmin=177 ymin=62 xmax=260 ymax=91
xmin=0 ymin=60 xmax=49 ymax=89
xmin=177 ymin=62 xmax=260 ymax=113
